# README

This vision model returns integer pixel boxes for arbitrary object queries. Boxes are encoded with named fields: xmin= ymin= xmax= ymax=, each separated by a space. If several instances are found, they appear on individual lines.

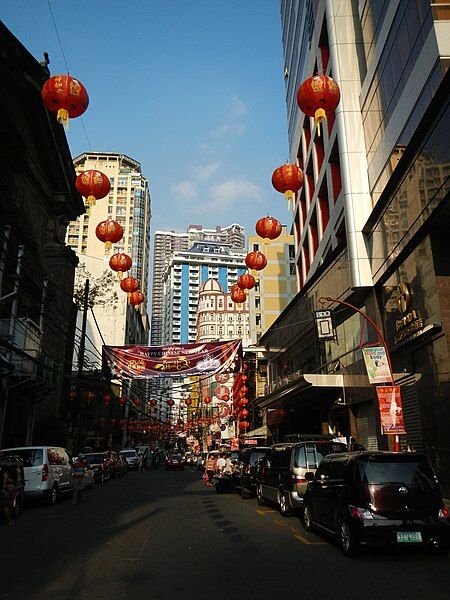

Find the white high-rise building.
xmin=67 ymin=152 xmax=151 ymax=362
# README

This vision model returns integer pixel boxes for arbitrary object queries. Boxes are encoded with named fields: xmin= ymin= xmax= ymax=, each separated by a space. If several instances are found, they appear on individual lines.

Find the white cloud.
xmin=231 ymin=95 xmax=248 ymax=117
xmin=210 ymin=123 xmax=245 ymax=138
xmin=191 ymin=162 xmax=219 ymax=181
xmin=200 ymin=179 xmax=262 ymax=213
xmin=171 ymin=180 xmax=198 ymax=200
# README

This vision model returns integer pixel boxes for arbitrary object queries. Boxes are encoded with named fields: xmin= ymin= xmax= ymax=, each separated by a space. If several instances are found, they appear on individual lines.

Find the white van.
xmin=0 ymin=446 xmax=73 ymax=505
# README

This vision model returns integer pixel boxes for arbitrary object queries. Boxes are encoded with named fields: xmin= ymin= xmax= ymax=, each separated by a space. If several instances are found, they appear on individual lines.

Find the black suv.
xmin=257 ymin=438 xmax=347 ymax=516
xmin=303 ymin=451 xmax=450 ymax=556
xmin=233 ymin=446 xmax=270 ymax=499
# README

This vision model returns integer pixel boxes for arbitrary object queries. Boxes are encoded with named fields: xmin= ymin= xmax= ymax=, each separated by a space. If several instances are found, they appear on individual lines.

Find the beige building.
xmin=247 ymin=226 xmax=296 ymax=344
xmin=67 ymin=152 xmax=151 ymax=360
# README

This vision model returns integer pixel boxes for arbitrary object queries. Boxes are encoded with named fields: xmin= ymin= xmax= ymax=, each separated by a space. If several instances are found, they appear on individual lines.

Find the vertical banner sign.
xmin=230 ymin=437 xmax=240 ymax=451
xmin=376 ymin=386 xmax=406 ymax=434
xmin=362 ymin=346 xmax=392 ymax=383
xmin=314 ymin=309 xmax=335 ymax=341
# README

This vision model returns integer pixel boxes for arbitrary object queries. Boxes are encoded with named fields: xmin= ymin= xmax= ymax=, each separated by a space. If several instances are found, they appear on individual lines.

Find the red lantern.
xmin=214 ymin=385 xmax=229 ymax=399
xmin=241 ymin=374 xmax=248 ymax=383
xmin=110 ymin=419 xmax=116 ymax=427
xmin=133 ymin=398 xmax=141 ymax=407
xmin=103 ymin=394 xmax=112 ymax=405
xmin=215 ymin=373 xmax=230 ymax=383
xmin=255 ymin=216 xmax=282 ymax=245
xmin=243 ymin=362 xmax=249 ymax=372
xmin=41 ymin=74 xmax=89 ymax=128
xmin=99 ymin=417 xmax=106 ymax=427
xmin=272 ymin=164 xmax=304 ymax=209
xmin=239 ymin=409 xmax=249 ymax=419
xmin=76 ymin=170 xmax=110 ymax=213
xmin=109 ymin=253 xmax=132 ymax=280
xmin=239 ymin=386 xmax=249 ymax=397
xmin=119 ymin=419 xmax=127 ymax=427
xmin=203 ymin=396 xmax=212 ymax=405
xmin=129 ymin=290 xmax=145 ymax=310
xmin=239 ymin=398 xmax=249 ymax=406
xmin=68 ymin=390 xmax=77 ymax=400
xmin=118 ymin=396 xmax=126 ymax=406
xmin=222 ymin=394 xmax=230 ymax=402
xmin=239 ymin=420 xmax=250 ymax=430
xmin=120 ymin=276 xmax=139 ymax=299
xmin=86 ymin=391 xmax=95 ymax=402
xmin=231 ymin=288 xmax=247 ymax=305
xmin=237 ymin=273 xmax=256 ymax=294
xmin=149 ymin=399 xmax=157 ymax=407
xmin=184 ymin=398 xmax=192 ymax=406
xmin=297 ymin=74 xmax=341 ymax=135
xmin=95 ymin=218 xmax=123 ymax=254
xmin=167 ymin=399 xmax=175 ymax=407
xmin=245 ymin=251 xmax=267 ymax=273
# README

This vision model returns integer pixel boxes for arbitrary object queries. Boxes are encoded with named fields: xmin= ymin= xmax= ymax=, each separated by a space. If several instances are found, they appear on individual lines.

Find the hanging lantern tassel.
xmin=86 ymin=195 xmax=97 ymax=215
xmin=104 ymin=241 xmax=112 ymax=255
xmin=56 ymin=108 xmax=69 ymax=129
xmin=284 ymin=190 xmax=294 ymax=211
xmin=315 ymin=108 xmax=326 ymax=137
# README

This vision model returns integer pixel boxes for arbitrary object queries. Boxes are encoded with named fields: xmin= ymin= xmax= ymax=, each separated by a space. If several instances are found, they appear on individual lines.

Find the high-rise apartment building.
xmin=150 ymin=231 xmax=190 ymax=345
xmin=150 ymin=223 xmax=245 ymax=346
xmin=67 ymin=152 xmax=151 ymax=354
xmin=247 ymin=227 xmax=297 ymax=344
xmin=162 ymin=241 xmax=247 ymax=344
xmin=255 ymin=1 xmax=450 ymax=495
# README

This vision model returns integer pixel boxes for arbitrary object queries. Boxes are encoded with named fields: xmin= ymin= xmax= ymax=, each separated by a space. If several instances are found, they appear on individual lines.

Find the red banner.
xmin=103 ymin=340 xmax=242 ymax=379
xmin=376 ymin=386 xmax=406 ymax=434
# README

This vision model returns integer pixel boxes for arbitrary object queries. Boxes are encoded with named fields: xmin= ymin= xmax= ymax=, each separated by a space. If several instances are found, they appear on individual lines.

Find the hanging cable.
xmin=46 ymin=0 xmax=70 ymax=74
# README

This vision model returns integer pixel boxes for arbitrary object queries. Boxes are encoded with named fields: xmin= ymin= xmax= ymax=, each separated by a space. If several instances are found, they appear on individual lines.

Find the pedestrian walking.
xmin=72 ymin=453 xmax=88 ymax=504
xmin=0 ymin=469 xmax=17 ymax=526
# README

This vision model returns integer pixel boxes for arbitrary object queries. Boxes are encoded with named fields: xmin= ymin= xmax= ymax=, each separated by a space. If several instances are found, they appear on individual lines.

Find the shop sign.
xmin=376 ymin=386 xmax=406 ymax=434
xmin=266 ymin=408 xmax=288 ymax=425
xmin=230 ymin=437 xmax=240 ymax=450
xmin=394 ymin=282 xmax=424 ymax=344
xmin=362 ymin=346 xmax=392 ymax=384
xmin=245 ymin=439 xmax=258 ymax=445
xmin=314 ymin=309 xmax=335 ymax=341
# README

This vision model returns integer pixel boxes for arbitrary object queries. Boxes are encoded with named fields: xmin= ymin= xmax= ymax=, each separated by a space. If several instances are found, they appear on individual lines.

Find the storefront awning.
xmin=257 ymin=373 xmax=344 ymax=410
xmin=243 ymin=425 xmax=270 ymax=438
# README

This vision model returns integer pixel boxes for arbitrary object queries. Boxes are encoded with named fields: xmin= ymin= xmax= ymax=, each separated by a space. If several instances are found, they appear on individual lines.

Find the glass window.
xmin=0 ymin=448 xmax=43 ymax=467
xmin=294 ymin=446 xmax=307 ymax=468
xmin=355 ymin=456 xmax=437 ymax=488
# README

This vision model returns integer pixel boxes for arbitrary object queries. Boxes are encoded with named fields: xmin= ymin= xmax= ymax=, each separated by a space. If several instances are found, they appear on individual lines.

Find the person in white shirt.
xmin=216 ymin=454 xmax=226 ymax=473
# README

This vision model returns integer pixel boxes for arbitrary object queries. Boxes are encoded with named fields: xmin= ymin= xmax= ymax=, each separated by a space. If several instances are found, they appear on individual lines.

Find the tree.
xmin=73 ymin=263 xmax=119 ymax=310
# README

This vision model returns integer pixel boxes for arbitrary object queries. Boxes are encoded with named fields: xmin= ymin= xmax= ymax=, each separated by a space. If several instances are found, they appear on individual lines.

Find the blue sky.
xmin=1 ymin=0 xmax=290 ymax=238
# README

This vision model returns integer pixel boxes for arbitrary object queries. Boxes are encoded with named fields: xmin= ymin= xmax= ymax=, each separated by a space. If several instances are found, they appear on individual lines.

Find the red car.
xmin=165 ymin=453 xmax=185 ymax=471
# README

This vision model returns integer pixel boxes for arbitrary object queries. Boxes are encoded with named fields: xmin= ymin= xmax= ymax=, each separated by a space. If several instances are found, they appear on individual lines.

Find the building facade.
xmin=247 ymin=226 xmax=297 ymax=344
xmin=254 ymin=1 xmax=450 ymax=494
xmin=67 ymin=152 xmax=151 ymax=353
xmin=161 ymin=241 xmax=247 ymax=344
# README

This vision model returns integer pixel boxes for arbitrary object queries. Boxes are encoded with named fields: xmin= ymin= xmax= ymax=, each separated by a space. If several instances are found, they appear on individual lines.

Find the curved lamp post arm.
xmin=319 ymin=296 xmax=395 ymax=386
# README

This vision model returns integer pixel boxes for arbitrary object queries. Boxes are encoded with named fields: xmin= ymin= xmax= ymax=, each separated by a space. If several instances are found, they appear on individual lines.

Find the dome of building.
xmin=199 ymin=278 xmax=224 ymax=293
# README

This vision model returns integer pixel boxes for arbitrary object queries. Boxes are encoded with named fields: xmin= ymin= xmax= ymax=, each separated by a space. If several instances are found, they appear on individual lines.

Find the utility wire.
xmin=46 ymin=0 xmax=70 ymax=74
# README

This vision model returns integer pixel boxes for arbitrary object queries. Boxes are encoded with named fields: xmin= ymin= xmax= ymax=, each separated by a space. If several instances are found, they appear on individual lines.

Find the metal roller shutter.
xmin=396 ymin=373 xmax=423 ymax=451
xmin=356 ymin=402 xmax=378 ymax=451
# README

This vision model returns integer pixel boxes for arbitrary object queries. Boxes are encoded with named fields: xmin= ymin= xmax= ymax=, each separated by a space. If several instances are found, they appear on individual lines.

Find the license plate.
xmin=396 ymin=531 xmax=422 ymax=543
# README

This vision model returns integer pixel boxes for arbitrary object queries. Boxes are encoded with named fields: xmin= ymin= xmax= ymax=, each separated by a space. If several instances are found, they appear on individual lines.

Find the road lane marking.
xmin=256 ymin=509 xmax=273 ymax=515
xmin=294 ymin=532 xmax=326 ymax=545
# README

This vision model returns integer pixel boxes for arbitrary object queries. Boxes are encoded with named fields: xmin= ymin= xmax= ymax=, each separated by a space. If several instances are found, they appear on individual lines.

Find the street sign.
xmin=314 ymin=309 xmax=335 ymax=340
xmin=376 ymin=386 xmax=406 ymax=434
xmin=362 ymin=346 xmax=392 ymax=383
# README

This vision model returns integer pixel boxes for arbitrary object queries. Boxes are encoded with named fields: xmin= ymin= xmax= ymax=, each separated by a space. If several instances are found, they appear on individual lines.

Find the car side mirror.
xmin=304 ymin=471 xmax=315 ymax=482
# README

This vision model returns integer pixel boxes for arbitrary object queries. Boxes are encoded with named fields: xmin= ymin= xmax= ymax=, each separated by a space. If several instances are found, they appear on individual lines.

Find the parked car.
xmin=83 ymin=452 xmax=110 ymax=483
xmin=120 ymin=449 xmax=140 ymax=470
xmin=0 ymin=455 xmax=25 ymax=518
xmin=257 ymin=438 xmax=347 ymax=516
xmin=233 ymin=446 xmax=270 ymax=499
xmin=165 ymin=453 xmax=185 ymax=471
xmin=0 ymin=446 xmax=73 ymax=506
xmin=302 ymin=451 xmax=450 ymax=556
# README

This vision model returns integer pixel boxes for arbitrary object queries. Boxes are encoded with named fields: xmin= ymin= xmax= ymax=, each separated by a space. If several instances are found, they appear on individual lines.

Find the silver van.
xmin=0 ymin=446 xmax=73 ymax=505
xmin=257 ymin=439 xmax=347 ymax=516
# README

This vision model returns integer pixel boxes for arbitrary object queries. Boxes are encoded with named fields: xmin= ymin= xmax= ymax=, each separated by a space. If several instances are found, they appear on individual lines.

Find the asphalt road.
xmin=1 ymin=467 xmax=449 ymax=600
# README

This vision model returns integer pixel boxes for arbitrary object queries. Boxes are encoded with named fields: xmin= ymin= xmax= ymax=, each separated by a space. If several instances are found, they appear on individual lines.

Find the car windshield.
xmin=355 ymin=457 xmax=437 ymax=489
xmin=249 ymin=450 xmax=268 ymax=465
xmin=0 ymin=448 xmax=43 ymax=467
xmin=120 ymin=451 xmax=136 ymax=458
xmin=169 ymin=455 xmax=181 ymax=460
xmin=84 ymin=454 xmax=106 ymax=463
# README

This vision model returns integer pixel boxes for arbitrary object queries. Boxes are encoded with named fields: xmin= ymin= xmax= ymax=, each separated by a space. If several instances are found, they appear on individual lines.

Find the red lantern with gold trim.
xmin=255 ymin=216 xmax=282 ymax=245
xmin=167 ymin=399 xmax=175 ymax=407
xmin=86 ymin=391 xmax=95 ymax=402
xmin=41 ymin=74 xmax=89 ymax=128
xmin=297 ymin=75 xmax=341 ymax=136
xmin=231 ymin=288 xmax=246 ymax=305
xmin=103 ymin=394 xmax=112 ymax=406
xmin=239 ymin=420 xmax=250 ymax=430
xmin=76 ymin=170 xmax=110 ymax=213
xmin=203 ymin=396 xmax=212 ymax=405
xmin=129 ymin=290 xmax=145 ymax=310
xmin=245 ymin=251 xmax=267 ymax=274
xmin=120 ymin=276 xmax=139 ymax=299
xmin=110 ymin=418 xmax=117 ymax=427
xmin=133 ymin=398 xmax=141 ymax=407
xmin=95 ymin=218 xmax=123 ymax=254
xmin=109 ymin=253 xmax=132 ymax=280
xmin=118 ymin=396 xmax=126 ymax=406
xmin=99 ymin=417 xmax=106 ymax=428
xmin=184 ymin=397 xmax=192 ymax=406
xmin=272 ymin=164 xmax=304 ymax=209
xmin=149 ymin=399 xmax=157 ymax=407
xmin=237 ymin=273 xmax=256 ymax=294
xmin=68 ymin=390 xmax=77 ymax=400
xmin=239 ymin=409 xmax=249 ymax=419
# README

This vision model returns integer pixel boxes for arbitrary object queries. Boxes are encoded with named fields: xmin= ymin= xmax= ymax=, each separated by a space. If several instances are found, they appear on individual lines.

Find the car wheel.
xmin=302 ymin=503 xmax=313 ymax=532
xmin=46 ymin=485 xmax=58 ymax=506
xmin=241 ymin=482 xmax=251 ymax=500
xmin=279 ymin=491 xmax=292 ymax=517
xmin=339 ymin=518 xmax=360 ymax=557
xmin=256 ymin=484 xmax=266 ymax=506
